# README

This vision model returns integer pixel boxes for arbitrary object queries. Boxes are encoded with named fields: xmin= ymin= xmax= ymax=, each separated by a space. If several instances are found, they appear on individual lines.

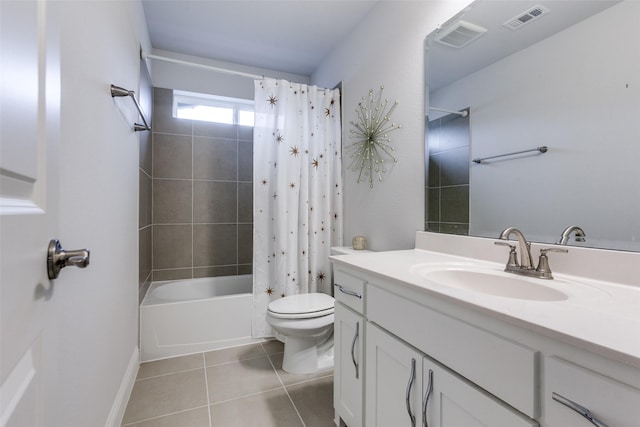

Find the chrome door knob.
xmin=47 ymin=239 xmax=90 ymax=280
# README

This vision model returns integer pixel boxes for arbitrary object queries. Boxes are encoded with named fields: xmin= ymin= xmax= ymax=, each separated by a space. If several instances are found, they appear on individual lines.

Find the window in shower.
xmin=173 ymin=90 xmax=254 ymax=126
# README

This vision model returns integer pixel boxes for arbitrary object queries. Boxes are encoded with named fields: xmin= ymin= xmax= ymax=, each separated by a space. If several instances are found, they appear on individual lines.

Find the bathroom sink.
xmin=410 ymin=263 xmax=569 ymax=301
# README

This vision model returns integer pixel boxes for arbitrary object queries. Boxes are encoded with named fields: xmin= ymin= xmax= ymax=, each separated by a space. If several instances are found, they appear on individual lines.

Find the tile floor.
xmin=122 ymin=341 xmax=335 ymax=427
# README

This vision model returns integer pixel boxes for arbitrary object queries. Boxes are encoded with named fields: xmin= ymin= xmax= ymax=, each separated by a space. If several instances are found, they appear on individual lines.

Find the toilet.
xmin=266 ymin=292 xmax=335 ymax=374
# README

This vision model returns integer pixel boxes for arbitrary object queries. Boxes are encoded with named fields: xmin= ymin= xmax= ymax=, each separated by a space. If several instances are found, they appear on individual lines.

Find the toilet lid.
xmin=267 ymin=293 xmax=335 ymax=319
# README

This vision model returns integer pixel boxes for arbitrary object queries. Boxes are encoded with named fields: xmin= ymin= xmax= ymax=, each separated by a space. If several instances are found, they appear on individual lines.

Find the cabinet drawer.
xmin=333 ymin=269 xmax=365 ymax=313
xmin=368 ymin=284 xmax=538 ymax=418
xmin=545 ymin=357 xmax=640 ymax=427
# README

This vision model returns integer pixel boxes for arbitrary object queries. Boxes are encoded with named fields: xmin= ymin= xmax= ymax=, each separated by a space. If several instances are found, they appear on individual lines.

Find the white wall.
xmin=313 ymin=1 xmax=472 ymax=251
xmin=54 ymin=1 xmax=150 ymax=425
xmin=430 ymin=1 xmax=640 ymax=250
xmin=149 ymin=48 xmax=309 ymax=98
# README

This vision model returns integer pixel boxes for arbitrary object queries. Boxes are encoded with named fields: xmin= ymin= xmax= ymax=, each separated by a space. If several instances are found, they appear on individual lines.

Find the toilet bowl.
xmin=266 ymin=293 xmax=335 ymax=374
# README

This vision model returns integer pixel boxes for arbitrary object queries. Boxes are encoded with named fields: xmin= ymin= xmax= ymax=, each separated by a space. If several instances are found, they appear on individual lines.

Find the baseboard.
xmin=104 ymin=346 xmax=139 ymax=427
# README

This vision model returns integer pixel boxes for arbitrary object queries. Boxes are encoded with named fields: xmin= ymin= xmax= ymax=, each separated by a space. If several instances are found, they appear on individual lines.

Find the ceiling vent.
xmin=503 ymin=5 xmax=550 ymax=30
xmin=435 ymin=20 xmax=488 ymax=48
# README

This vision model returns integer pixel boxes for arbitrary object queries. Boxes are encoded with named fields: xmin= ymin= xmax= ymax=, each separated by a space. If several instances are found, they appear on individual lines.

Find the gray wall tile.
xmin=153 ymin=179 xmax=193 ymax=224
xmin=193 ymin=181 xmax=237 ymax=223
xmin=193 ymin=121 xmax=238 ymax=139
xmin=193 ymin=224 xmax=238 ymax=267
xmin=238 ymin=140 xmax=253 ymax=182
xmin=238 ymin=224 xmax=253 ymax=264
xmin=153 ymin=225 xmax=193 ymax=269
xmin=139 ymin=171 xmax=152 ymax=228
xmin=238 ymin=183 xmax=253 ymax=223
xmin=153 ymin=133 xmax=193 ymax=179
xmin=193 ymin=137 xmax=237 ymax=181
xmin=153 ymin=87 xmax=193 ymax=135
xmin=153 ymin=268 xmax=193 ymax=282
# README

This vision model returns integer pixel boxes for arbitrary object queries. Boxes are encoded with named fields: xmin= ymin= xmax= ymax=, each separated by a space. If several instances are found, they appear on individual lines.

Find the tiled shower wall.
xmin=426 ymin=110 xmax=470 ymax=235
xmin=150 ymin=87 xmax=253 ymax=282
xmin=139 ymin=61 xmax=153 ymax=302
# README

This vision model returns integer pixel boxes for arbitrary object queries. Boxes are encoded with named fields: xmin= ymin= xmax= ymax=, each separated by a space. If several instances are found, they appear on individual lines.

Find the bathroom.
xmin=2 ymin=0 xmax=639 ymax=426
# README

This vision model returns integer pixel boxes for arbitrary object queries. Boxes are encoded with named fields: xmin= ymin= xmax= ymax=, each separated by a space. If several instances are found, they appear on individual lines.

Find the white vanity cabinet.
xmin=366 ymin=315 xmax=537 ymax=427
xmin=333 ymin=269 xmax=366 ymax=427
xmin=366 ymin=323 xmax=423 ymax=427
xmin=544 ymin=357 xmax=640 ymax=426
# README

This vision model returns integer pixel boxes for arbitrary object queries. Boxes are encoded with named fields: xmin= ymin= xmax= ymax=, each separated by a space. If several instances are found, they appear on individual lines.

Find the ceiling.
xmin=141 ymin=0 xmax=379 ymax=76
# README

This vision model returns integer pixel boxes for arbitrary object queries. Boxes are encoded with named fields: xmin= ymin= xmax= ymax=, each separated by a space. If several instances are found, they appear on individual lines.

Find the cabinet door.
xmin=422 ymin=357 xmax=538 ymax=427
xmin=545 ymin=357 xmax=640 ymax=427
xmin=366 ymin=324 xmax=423 ymax=427
xmin=334 ymin=303 xmax=364 ymax=427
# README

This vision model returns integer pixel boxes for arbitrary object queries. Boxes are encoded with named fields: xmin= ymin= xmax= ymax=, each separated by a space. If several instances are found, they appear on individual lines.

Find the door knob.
xmin=47 ymin=239 xmax=90 ymax=280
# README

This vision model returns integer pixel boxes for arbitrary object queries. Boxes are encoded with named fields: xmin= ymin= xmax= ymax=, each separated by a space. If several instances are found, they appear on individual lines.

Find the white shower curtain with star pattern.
xmin=252 ymin=78 xmax=343 ymax=338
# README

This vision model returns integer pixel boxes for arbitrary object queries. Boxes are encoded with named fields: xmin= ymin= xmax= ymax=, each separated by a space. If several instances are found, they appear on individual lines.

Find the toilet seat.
xmin=267 ymin=293 xmax=335 ymax=319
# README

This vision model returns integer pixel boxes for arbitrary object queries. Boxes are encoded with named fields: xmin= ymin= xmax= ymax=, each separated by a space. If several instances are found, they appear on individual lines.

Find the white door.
xmin=1 ymin=1 xmax=61 ymax=425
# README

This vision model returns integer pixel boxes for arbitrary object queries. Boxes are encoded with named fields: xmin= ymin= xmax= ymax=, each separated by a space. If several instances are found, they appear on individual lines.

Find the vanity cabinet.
xmin=334 ymin=303 xmax=364 ymax=427
xmin=366 ymin=323 xmax=537 ymax=427
xmin=544 ymin=357 xmax=640 ymax=426
xmin=333 ymin=270 xmax=366 ymax=427
xmin=332 ymin=261 xmax=640 ymax=427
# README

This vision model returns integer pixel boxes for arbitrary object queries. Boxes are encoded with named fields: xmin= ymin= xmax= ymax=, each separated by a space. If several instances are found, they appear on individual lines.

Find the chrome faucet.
xmin=557 ymin=225 xmax=586 ymax=245
xmin=495 ymin=227 xmax=567 ymax=279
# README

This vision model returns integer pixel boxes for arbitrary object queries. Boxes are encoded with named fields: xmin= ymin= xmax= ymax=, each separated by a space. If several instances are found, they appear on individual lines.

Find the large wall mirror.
xmin=425 ymin=0 xmax=640 ymax=252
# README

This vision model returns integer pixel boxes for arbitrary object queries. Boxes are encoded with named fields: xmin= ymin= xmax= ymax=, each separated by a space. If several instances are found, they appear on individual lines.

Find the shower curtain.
xmin=252 ymin=78 xmax=343 ymax=338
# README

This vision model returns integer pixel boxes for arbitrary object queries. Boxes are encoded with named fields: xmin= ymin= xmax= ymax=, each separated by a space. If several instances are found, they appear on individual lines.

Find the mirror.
xmin=425 ymin=0 xmax=640 ymax=252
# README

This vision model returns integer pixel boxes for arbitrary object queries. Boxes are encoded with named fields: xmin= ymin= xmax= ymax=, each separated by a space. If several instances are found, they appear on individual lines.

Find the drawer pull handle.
xmin=406 ymin=358 xmax=416 ymax=427
xmin=552 ymin=392 xmax=609 ymax=427
xmin=334 ymin=283 xmax=362 ymax=299
xmin=351 ymin=321 xmax=359 ymax=379
xmin=422 ymin=369 xmax=433 ymax=427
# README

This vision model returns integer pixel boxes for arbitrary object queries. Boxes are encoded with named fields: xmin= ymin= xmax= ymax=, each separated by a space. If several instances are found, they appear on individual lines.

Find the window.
xmin=173 ymin=90 xmax=254 ymax=126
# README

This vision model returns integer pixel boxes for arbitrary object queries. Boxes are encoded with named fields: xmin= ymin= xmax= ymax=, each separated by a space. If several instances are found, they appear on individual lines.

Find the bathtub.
xmin=140 ymin=275 xmax=262 ymax=362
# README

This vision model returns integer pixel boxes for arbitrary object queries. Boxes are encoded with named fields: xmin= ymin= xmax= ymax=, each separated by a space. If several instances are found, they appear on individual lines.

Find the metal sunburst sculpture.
xmin=347 ymin=86 xmax=402 ymax=188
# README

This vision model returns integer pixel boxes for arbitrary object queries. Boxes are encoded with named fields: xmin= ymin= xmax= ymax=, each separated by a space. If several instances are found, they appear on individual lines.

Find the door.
xmin=1 ymin=1 xmax=60 ymax=425
xmin=366 ymin=324 xmax=423 ymax=427
xmin=334 ymin=303 xmax=364 ymax=427
xmin=422 ymin=357 xmax=537 ymax=427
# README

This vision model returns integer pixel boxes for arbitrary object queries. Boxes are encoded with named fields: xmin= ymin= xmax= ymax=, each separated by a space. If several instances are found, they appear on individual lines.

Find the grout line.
xmin=265 ymin=353 xmax=307 ymax=427
xmin=120 ymin=404 xmax=210 ymax=426
xmin=135 ymin=365 xmax=205 ymax=382
xmin=203 ymin=353 xmax=213 ymax=427
xmin=208 ymin=386 xmax=285 ymax=407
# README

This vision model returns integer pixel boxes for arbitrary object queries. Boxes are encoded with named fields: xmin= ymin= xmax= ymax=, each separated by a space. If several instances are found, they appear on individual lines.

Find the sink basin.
xmin=410 ymin=264 xmax=569 ymax=301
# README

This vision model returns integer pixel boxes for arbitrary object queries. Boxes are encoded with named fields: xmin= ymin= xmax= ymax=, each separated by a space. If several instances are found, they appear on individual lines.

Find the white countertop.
xmin=331 ymin=247 xmax=640 ymax=368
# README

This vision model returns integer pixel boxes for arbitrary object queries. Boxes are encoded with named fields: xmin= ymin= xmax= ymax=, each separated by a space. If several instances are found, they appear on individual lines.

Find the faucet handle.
xmin=535 ymin=247 xmax=568 ymax=279
xmin=494 ymin=241 xmax=519 ymax=270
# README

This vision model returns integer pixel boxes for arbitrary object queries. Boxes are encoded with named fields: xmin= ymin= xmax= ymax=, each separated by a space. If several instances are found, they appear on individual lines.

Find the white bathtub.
xmin=140 ymin=275 xmax=261 ymax=362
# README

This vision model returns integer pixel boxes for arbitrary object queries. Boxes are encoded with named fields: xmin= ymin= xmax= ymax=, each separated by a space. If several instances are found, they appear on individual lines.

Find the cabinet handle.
xmin=422 ymin=369 xmax=433 ymax=427
xmin=351 ymin=321 xmax=359 ymax=379
xmin=406 ymin=358 xmax=416 ymax=427
xmin=552 ymin=392 xmax=609 ymax=427
xmin=334 ymin=283 xmax=362 ymax=299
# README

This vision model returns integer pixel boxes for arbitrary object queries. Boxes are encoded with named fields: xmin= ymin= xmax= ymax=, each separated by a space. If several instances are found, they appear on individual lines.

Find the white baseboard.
xmin=104 ymin=346 xmax=139 ymax=427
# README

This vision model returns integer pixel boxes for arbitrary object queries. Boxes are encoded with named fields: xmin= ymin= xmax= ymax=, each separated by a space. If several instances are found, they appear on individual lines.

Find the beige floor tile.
xmin=206 ymin=356 xmax=282 ymax=403
xmin=122 ymin=406 xmax=210 ymax=427
xmin=286 ymin=376 xmax=335 ymax=427
xmin=261 ymin=339 xmax=284 ymax=355
xmin=209 ymin=388 xmax=303 ymax=427
xmin=137 ymin=353 xmax=204 ymax=379
xmin=122 ymin=368 xmax=208 ymax=425
xmin=204 ymin=343 xmax=266 ymax=367
xmin=269 ymin=353 xmax=334 ymax=386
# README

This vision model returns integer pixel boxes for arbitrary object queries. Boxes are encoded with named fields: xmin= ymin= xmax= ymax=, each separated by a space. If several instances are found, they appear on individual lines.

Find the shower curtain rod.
xmin=142 ymin=52 xmax=265 ymax=80
xmin=429 ymin=107 xmax=468 ymax=117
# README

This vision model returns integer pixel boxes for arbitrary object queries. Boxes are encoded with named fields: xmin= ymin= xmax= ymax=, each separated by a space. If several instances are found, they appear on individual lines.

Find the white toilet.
xmin=266 ymin=292 xmax=335 ymax=374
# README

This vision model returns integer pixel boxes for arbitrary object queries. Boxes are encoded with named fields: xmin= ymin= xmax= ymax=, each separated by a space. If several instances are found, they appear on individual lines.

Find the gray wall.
xmin=150 ymin=87 xmax=253 ymax=281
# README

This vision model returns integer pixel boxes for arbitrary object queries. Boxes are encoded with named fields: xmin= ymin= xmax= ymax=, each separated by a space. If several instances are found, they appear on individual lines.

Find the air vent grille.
xmin=503 ymin=5 xmax=550 ymax=30
xmin=435 ymin=20 xmax=488 ymax=48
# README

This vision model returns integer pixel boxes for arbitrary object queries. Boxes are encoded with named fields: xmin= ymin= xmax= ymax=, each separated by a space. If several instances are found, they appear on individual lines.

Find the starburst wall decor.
xmin=346 ymin=86 xmax=402 ymax=188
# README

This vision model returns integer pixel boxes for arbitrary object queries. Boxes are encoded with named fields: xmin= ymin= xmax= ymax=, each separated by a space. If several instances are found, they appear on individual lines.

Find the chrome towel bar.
xmin=473 ymin=146 xmax=548 ymax=164
xmin=110 ymin=84 xmax=151 ymax=132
